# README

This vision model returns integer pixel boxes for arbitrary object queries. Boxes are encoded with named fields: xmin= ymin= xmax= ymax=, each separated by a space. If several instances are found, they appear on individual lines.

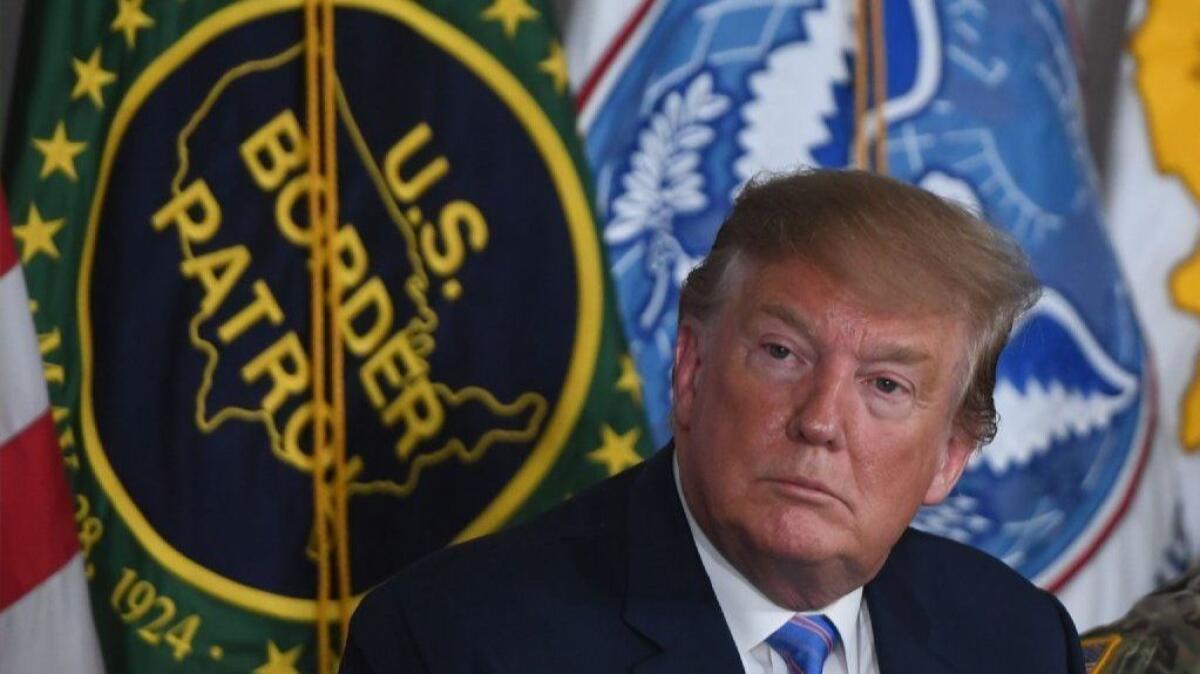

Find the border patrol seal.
xmin=80 ymin=0 xmax=602 ymax=620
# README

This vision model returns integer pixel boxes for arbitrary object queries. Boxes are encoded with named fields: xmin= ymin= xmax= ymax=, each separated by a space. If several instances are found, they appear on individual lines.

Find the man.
xmin=1081 ymin=563 xmax=1200 ymax=672
xmin=341 ymin=170 xmax=1085 ymax=673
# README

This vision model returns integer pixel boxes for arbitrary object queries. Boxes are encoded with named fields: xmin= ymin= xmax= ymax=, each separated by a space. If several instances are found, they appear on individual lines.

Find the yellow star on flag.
xmin=538 ymin=40 xmax=569 ymax=94
xmin=253 ymin=641 xmax=302 ymax=674
xmin=481 ymin=0 xmax=539 ymax=38
xmin=32 ymin=122 xmax=87 ymax=181
xmin=587 ymin=425 xmax=642 ymax=477
xmin=111 ymin=0 xmax=155 ymax=48
xmin=13 ymin=205 xmax=65 ymax=264
xmin=615 ymin=354 xmax=643 ymax=405
xmin=71 ymin=48 xmax=117 ymax=109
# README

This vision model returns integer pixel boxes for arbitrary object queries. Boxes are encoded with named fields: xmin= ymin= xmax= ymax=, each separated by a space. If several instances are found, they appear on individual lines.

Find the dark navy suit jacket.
xmin=341 ymin=447 xmax=1084 ymax=673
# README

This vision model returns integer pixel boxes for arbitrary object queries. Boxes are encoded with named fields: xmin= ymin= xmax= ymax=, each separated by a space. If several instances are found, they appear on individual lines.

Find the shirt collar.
xmin=672 ymin=454 xmax=864 ymax=668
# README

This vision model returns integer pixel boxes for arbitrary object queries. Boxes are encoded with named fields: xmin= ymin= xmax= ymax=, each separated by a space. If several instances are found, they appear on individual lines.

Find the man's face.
xmin=673 ymin=256 xmax=976 ymax=595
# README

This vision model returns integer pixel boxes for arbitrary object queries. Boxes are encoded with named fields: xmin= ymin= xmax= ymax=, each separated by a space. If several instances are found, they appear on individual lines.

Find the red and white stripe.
xmin=0 ymin=189 xmax=104 ymax=672
xmin=562 ymin=0 xmax=664 ymax=130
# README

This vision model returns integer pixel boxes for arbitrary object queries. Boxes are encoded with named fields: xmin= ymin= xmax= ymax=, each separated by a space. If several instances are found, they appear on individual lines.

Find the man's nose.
xmin=786 ymin=364 xmax=845 ymax=448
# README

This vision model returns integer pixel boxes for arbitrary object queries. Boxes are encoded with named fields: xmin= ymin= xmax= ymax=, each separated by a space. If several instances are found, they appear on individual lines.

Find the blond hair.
xmin=679 ymin=169 xmax=1039 ymax=446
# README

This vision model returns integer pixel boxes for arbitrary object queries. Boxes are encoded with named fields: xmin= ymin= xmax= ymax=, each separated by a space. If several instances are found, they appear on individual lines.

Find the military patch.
xmin=78 ymin=0 xmax=602 ymax=620
xmin=1082 ymin=633 xmax=1122 ymax=673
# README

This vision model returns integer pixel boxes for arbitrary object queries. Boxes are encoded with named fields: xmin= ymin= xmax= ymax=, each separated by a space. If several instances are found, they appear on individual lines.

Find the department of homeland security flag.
xmin=3 ymin=0 xmax=649 ymax=671
xmin=564 ymin=0 xmax=1175 ymax=629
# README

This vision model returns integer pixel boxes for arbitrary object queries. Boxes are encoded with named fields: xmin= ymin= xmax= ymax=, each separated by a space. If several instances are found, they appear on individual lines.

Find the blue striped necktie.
xmin=765 ymin=613 xmax=839 ymax=674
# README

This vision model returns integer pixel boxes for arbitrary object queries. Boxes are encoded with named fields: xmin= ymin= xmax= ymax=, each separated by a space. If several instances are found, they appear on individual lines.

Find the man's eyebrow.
xmin=758 ymin=304 xmax=817 ymax=340
xmin=759 ymin=303 xmax=934 ymax=365
xmin=861 ymin=344 xmax=934 ymax=365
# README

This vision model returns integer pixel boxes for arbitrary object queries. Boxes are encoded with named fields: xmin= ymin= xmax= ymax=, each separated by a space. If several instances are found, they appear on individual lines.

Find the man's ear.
xmin=672 ymin=321 xmax=702 ymax=433
xmin=922 ymin=427 xmax=976 ymax=506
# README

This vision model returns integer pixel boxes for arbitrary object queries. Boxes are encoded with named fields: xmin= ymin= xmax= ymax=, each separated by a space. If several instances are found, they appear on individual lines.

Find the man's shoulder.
xmin=353 ymin=460 xmax=647 ymax=619
xmin=873 ymin=528 xmax=1083 ymax=671
xmin=1080 ymin=564 xmax=1200 ymax=672
xmin=342 ymin=462 xmax=653 ymax=672
xmin=891 ymin=527 xmax=1031 ymax=585
xmin=886 ymin=527 xmax=1059 ymax=609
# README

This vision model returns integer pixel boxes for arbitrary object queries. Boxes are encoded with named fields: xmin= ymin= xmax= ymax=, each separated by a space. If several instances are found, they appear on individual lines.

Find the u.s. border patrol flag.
xmin=3 ymin=0 xmax=649 ymax=671
xmin=563 ymin=0 xmax=1181 ymax=629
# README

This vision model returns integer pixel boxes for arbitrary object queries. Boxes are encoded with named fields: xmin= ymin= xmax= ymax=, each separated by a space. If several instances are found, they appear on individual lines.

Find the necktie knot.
xmin=765 ymin=613 xmax=839 ymax=674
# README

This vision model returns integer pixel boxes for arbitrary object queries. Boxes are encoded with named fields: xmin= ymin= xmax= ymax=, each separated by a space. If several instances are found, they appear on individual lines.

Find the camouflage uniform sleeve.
xmin=1080 ymin=565 xmax=1200 ymax=673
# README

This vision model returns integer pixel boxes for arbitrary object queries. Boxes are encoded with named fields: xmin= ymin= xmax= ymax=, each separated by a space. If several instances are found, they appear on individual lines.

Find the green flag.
xmin=3 ymin=0 xmax=650 ymax=670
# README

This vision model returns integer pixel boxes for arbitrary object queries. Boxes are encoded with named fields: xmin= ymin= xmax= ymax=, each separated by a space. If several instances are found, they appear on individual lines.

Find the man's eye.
xmin=875 ymin=377 xmax=901 ymax=394
xmin=766 ymin=343 xmax=791 ymax=359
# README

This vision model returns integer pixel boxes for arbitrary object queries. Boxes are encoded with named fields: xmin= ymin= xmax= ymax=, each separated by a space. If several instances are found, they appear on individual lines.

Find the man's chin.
xmin=731 ymin=534 xmax=872 ymax=609
xmin=741 ymin=522 xmax=854 ymax=570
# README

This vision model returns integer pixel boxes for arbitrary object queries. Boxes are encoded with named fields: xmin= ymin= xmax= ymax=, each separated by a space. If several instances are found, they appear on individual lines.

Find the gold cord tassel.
xmin=852 ymin=0 xmax=889 ymax=173
xmin=870 ymin=0 xmax=888 ymax=173
xmin=322 ymin=0 xmax=354 ymax=651
xmin=852 ymin=0 xmax=869 ymax=169
xmin=304 ymin=0 xmax=349 ymax=670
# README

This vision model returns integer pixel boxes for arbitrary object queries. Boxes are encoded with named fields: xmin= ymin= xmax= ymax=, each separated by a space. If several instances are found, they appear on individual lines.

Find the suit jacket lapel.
xmin=622 ymin=446 xmax=743 ymax=673
xmin=866 ymin=531 xmax=959 ymax=674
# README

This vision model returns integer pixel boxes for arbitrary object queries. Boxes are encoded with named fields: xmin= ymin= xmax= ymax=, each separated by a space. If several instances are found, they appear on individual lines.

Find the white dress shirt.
xmin=674 ymin=458 xmax=880 ymax=674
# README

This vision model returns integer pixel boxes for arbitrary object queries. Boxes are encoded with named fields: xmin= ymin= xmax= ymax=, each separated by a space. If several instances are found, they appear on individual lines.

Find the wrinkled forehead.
xmin=721 ymin=248 xmax=974 ymax=328
xmin=718 ymin=251 xmax=978 ymax=383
